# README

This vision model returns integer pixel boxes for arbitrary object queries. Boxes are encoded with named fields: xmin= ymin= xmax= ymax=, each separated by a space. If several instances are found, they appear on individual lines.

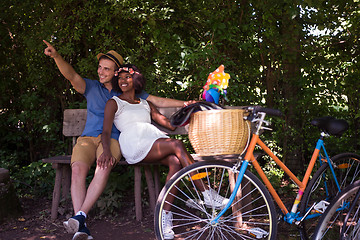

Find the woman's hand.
xmin=99 ymin=99 xmax=118 ymax=169
xmin=183 ymin=100 xmax=197 ymax=107
xmin=148 ymin=100 xmax=177 ymax=131
xmin=97 ymin=151 xmax=115 ymax=169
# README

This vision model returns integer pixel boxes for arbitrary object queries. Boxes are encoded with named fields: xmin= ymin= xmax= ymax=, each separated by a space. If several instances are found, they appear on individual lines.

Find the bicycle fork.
xmin=209 ymin=160 xmax=270 ymax=239
xmin=210 ymin=160 xmax=249 ymax=225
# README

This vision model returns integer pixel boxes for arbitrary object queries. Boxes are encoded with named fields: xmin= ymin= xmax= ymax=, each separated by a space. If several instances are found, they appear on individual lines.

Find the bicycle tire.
xmin=299 ymin=152 xmax=360 ymax=239
xmin=154 ymin=160 xmax=278 ymax=240
xmin=311 ymin=180 xmax=360 ymax=240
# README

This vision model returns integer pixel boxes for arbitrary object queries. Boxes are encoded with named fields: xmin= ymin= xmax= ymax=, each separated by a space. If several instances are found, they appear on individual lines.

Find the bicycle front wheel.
xmin=300 ymin=152 xmax=360 ymax=239
xmin=312 ymin=180 xmax=360 ymax=240
xmin=154 ymin=160 xmax=278 ymax=240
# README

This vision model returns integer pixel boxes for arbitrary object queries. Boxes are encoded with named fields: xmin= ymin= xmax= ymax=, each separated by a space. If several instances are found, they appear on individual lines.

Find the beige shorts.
xmin=71 ymin=135 xmax=121 ymax=168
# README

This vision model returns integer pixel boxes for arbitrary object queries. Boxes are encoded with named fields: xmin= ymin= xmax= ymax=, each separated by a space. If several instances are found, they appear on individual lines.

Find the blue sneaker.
xmin=63 ymin=214 xmax=86 ymax=234
xmin=72 ymin=226 xmax=94 ymax=240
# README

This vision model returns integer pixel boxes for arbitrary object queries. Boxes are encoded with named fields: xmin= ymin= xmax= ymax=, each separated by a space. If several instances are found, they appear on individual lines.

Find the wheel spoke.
xmin=300 ymin=153 xmax=360 ymax=239
xmin=154 ymin=161 xmax=277 ymax=239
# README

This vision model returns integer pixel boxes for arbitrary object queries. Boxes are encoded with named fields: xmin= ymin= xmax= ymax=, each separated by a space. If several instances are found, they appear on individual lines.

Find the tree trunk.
xmin=280 ymin=15 xmax=304 ymax=174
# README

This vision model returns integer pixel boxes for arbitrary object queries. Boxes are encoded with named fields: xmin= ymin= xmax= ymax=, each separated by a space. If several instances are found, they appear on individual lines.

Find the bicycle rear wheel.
xmin=154 ymin=160 xmax=278 ymax=240
xmin=312 ymin=180 xmax=360 ymax=240
xmin=300 ymin=152 xmax=360 ymax=239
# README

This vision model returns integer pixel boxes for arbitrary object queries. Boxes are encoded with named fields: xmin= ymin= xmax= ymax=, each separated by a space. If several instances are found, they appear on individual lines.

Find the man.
xmin=43 ymin=40 xmax=192 ymax=240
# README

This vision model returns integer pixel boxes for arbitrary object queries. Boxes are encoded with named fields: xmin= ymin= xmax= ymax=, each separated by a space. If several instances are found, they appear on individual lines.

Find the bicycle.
xmin=312 ymin=180 xmax=360 ymax=239
xmin=154 ymin=106 xmax=360 ymax=240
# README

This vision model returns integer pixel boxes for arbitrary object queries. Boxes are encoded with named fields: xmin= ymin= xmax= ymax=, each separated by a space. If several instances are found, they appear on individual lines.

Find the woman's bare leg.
xmin=158 ymin=155 xmax=180 ymax=211
xmin=142 ymin=138 xmax=207 ymax=210
xmin=143 ymin=138 xmax=194 ymax=168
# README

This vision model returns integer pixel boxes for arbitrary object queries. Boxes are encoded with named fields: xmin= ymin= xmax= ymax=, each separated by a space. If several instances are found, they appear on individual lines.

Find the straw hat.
xmin=97 ymin=50 xmax=124 ymax=68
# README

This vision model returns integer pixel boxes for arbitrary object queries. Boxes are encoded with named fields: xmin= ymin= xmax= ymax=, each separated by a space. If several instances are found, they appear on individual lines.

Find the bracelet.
xmin=183 ymin=102 xmax=189 ymax=107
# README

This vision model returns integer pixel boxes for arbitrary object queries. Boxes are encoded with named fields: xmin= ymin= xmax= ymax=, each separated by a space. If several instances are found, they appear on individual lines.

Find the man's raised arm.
xmin=43 ymin=40 xmax=86 ymax=94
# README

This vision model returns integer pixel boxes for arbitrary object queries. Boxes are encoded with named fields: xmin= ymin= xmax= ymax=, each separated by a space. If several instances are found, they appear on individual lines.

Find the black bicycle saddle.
xmin=311 ymin=116 xmax=349 ymax=137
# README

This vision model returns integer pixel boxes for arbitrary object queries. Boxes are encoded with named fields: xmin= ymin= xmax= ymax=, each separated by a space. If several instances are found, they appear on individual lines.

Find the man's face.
xmin=97 ymin=58 xmax=117 ymax=85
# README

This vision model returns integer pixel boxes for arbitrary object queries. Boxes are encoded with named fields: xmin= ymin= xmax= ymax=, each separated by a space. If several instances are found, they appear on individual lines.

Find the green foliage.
xmin=12 ymin=161 xmax=55 ymax=197
xmin=0 ymin=151 xmax=24 ymax=174
xmin=91 ymin=168 xmax=133 ymax=217
xmin=0 ymin=150 xmax=56 ymax=197
xmin=0 ymin=0 xmax=359 ymax=199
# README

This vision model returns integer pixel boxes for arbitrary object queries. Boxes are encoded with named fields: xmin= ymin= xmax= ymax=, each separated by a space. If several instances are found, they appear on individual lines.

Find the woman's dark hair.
xmin=111 ymin=64 xmax=146 ymax=94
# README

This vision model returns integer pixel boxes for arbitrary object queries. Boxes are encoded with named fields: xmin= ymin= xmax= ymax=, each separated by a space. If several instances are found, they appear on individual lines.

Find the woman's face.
xmin=118 ymin=72 xmax=133 ymax=92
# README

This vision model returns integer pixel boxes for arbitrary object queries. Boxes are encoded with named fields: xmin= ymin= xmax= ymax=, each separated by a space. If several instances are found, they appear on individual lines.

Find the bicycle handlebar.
xmin=253 ymin=106 xmax=283 ymax=117
xmin=244 ymin=106 xmax=283 ymax=119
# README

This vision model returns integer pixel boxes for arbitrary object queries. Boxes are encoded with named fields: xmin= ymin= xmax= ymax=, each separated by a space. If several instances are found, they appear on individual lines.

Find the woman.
xmin=101 ymin=64 xmax=228 ymax=239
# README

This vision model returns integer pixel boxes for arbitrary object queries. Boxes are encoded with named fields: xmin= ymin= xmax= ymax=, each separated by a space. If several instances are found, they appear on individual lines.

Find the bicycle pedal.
xmin=247 ymin=227 xmax=269 ymax=239
xmin=314 ymin=200 xmax=330 ymax=213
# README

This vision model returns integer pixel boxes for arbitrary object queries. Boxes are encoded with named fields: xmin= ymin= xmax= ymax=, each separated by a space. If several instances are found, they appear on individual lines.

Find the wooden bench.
xmin=42 ymin=107 xmax=189 ymax=221
xmin=43 ymin=106 xmax=247 ymax=222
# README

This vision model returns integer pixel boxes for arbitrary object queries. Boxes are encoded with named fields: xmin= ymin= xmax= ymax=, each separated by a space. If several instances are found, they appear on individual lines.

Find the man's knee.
xmin=71 ymin=161 xmax=90 ymax=180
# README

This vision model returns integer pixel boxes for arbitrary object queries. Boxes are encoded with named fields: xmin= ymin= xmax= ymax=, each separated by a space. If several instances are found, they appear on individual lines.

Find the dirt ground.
xmin=0 ymin=196 xmax=301 ymax=240
xmin=0 ymin=196 xmax=156 ymax=240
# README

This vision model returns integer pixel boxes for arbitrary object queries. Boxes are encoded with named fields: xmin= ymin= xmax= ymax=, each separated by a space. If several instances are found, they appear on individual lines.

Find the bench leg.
xmin=61 ymin=164 xmax=71 ymax=210
xmin=144 ymin=166 xmax=156 ymax=213
xmin=153 ymin=165 xmax=161 ymax=200
xmin=51 ymin=163 xmax=63 ymax=220
xmin=134 ymin=166 xmax=142 ymax=221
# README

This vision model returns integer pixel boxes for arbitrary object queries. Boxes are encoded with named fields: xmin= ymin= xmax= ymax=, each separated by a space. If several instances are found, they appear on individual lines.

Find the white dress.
xmin=112 ymin=96 xmax=169 ymax=164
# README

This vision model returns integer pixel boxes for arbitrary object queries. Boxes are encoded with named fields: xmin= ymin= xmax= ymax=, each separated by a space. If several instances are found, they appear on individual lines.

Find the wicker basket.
xmin=188 ymin=109 xmax=250 ymax=156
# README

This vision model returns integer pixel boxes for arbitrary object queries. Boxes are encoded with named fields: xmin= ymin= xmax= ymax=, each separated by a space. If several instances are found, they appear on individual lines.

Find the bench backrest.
xmin=63 ymin=109 xmax=87 ymax=137
xmin=62 ymin=107 xmax=189 ymax=139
